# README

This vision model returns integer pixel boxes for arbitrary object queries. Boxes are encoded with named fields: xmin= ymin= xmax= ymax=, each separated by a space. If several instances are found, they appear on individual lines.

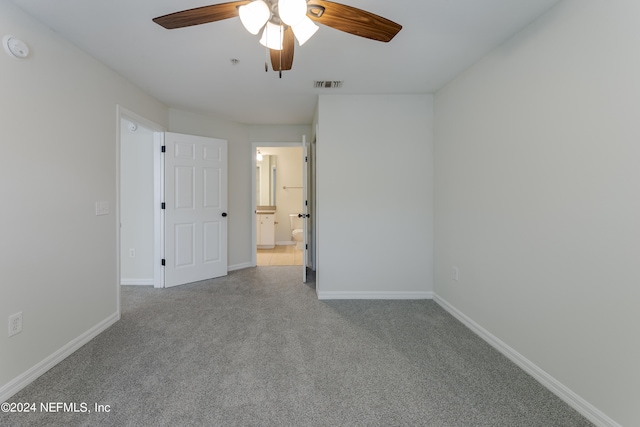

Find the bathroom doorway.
xmin=252 ymin=143 xmax=305 ymax=267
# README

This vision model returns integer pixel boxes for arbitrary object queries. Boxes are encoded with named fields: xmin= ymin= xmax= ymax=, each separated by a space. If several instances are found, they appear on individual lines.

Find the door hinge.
xmin=305 ymin=244 xmax=308 ymax=250
xmin=305 ymin=200 xmax=308 ymax=206
xmin=161 ymin=145 xmax=166 ymax=153
xmin=161 ymin=202 xmax=165 ymax=209
xmin=305 ymin=156 xmax=308 ymax=162
xmin=161 ymin=259 xmax=165 ymax=266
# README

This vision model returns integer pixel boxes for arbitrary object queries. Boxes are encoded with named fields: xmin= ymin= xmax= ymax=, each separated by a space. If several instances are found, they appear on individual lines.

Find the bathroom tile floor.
xmin=257 ymin=244 xmax=303 ymax=266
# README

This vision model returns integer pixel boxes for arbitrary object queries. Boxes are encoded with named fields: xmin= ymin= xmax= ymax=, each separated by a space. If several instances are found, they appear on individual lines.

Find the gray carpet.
xmin=2 ymin=267 xmax=592 ymax=426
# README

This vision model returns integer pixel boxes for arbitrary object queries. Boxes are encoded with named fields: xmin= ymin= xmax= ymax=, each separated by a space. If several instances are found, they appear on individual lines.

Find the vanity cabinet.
xmin=256 ymin=213 xmax=275 ymax=249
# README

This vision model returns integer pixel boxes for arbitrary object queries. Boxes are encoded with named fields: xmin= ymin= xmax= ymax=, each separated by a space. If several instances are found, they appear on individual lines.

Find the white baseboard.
xmin=0 ymin=311 xmax=120 ymax=403
xmin=276 ymin=241 xmax=295 ymax=246
xmin=120 ymin=278 xmax=154 ymax=286
xmin=433 ymin=294 xmax=620 ymax=427
xmin=317 ymin=291 xmax=433 ymax=300
xmin=228 ymin=262 xmax=253 ymax=272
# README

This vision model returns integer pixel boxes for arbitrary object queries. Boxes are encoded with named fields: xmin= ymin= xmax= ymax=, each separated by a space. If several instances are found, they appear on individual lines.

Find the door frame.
xmin=251 ymin=141 xmax=305 ymax=267
xmin=116 ymin=105 xmax=166 ymax=294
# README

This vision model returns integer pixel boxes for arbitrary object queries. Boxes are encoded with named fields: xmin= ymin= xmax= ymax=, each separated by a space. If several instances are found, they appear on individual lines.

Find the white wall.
xmin=434 ymin=1 xmax=640 ymax=425
xmin=317 ymin=94 xmax=434 ymax=298
xmin=120 ymin=119 xmax=155 ymax=284
xmin=0 ymin=1 xmax=168 ymax=399
xmin=249 ymin=125 xmax=311 ymax=144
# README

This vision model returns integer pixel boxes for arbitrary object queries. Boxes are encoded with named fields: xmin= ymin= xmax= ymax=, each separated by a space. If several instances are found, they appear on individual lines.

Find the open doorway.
xmin=254 ymin=145 xmax=304 ymax=266
xmin=117 ymin=106 xmax=165 ymax=289
xmin=120 ymin=117 xmax=155 ymax=284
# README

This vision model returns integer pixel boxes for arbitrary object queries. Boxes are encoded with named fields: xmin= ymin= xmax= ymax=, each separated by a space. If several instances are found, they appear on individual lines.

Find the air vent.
xmin=314 ymin=80 xmax=343 ymax=89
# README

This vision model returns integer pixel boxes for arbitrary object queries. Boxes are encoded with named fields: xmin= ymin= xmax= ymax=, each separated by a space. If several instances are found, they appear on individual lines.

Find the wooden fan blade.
xmin=270 ymin=27 xmax=295 ymax=71
xmin=308 ymin=0 xmax=401 ymax=42
xmin=153 ymin=1 xmax=250 ymax=29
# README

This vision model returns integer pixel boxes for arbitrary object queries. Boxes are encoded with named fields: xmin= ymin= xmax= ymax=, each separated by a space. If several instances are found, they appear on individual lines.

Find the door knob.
xmin=222 ymin=212 xmax=227 ymax=217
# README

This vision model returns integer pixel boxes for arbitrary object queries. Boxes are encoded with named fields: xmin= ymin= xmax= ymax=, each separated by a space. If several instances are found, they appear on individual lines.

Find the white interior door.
xmin=302 ymin=136 xmax=308 ymax=282
xmin=164 ymin=132 xmax=228 ymax=288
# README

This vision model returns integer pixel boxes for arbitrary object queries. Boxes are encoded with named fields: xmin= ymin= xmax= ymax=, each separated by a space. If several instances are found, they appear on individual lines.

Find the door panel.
xmin=175 ymin=166 xmax=195 ymax=209
xmin=175 ymin=223 xmax=195 ymax=267
xmin=165 ymin=132 xmax=228 ymax=287
xmin=203 ymin=221 xmax=221 ymax=262
xmin=203 ymin=167 xmax=221 ymax=208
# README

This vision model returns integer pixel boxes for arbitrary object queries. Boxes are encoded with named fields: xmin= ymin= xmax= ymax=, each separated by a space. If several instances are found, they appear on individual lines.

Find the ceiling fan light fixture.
xmin=259 ymin=22 xmax=284 ymax=50
xmin=239 ymin=0 xmax=270 ymax=35
xmin=292 ymin=16 xmax=319 ymax=46
xmin=153 ymin=1 xmax=402 ymax=74
xmin=278 ymin=0 xmax=307 ymax=26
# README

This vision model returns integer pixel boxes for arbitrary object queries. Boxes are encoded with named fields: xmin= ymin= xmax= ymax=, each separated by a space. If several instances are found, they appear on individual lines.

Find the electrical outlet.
xmin=8 ymin=312 xmax=22 ymax=337
xmin=129 ymin=248 xmax=136 ymax=258
xmin=452 ymin=266 xmax=459 ymax=282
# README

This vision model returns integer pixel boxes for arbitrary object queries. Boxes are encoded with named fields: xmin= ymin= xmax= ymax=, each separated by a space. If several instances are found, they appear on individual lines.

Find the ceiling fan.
xmin=153 ymin=0 xmax=402 ymax=76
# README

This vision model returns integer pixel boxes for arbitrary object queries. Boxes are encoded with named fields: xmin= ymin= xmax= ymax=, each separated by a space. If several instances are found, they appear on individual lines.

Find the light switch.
xmin=95 ymin=201 xmax=109 ymax=216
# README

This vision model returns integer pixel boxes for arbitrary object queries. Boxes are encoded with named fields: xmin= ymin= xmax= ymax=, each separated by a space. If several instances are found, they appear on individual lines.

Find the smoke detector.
xmin=3 ymin=35 xmax=29 ymax=59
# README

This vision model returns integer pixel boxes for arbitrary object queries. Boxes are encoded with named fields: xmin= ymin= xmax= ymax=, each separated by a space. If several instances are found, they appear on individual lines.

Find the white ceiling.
xmin=10 ymin=0 xmax=561 ymax=125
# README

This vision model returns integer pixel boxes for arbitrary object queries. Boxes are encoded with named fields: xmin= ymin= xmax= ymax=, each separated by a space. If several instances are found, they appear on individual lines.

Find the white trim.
xmin=115 ymin=107 xmax=123 ymax=321
xmin=120 ymin=278 xmax=155 ymax=286
xmin=228 ymin=262 xmax=254 ymax=272
xmin=433 ymin=294 xmax=621 ymax=427
xmin=317 ymin=291 xmax=434 ymax=300
xmin=276 ymin=241 xmax=296 ymax=246
xmin=154 ymin=132 xmax=164 ymax=289
xmin=301 ymin=134 xmax=308 ymax=283
xmin=0 ymin=312 xmax=119 ymax=403
xmin=117 ymin=106 xmax=166 ymax=133
xmin=313 ymin=123 xmax=320 ymax=297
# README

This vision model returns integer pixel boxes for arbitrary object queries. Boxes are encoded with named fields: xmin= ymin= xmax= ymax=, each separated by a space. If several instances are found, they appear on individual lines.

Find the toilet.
xmin=289 ymin=214 xmax=304 ymax=250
